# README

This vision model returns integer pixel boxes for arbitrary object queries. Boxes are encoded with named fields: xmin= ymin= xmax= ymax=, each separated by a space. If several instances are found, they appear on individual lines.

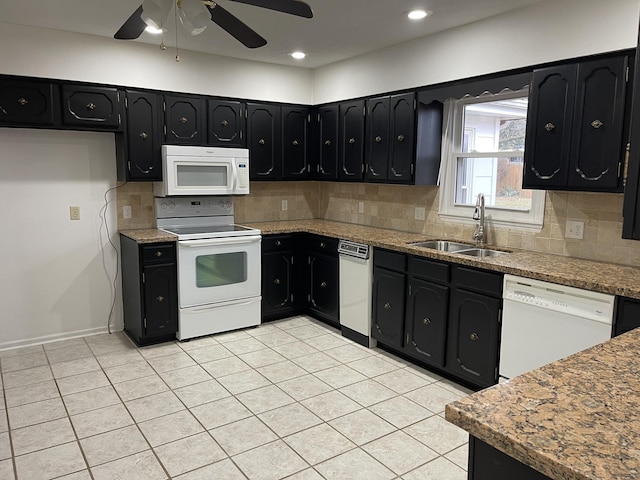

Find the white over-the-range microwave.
xmin=153 ymin=145 xmax=250 ymax=197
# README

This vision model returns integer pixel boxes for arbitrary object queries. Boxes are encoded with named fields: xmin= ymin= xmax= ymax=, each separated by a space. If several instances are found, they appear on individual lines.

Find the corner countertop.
xmin=445 ymin=327 xmax=640 ymax=480
xmin=119 ymin=219 xmax=640 ymax=299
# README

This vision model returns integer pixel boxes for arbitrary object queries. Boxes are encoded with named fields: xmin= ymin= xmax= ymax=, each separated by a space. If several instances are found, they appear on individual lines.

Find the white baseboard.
xmin=0 ymin=323 xmax=125 ymax=352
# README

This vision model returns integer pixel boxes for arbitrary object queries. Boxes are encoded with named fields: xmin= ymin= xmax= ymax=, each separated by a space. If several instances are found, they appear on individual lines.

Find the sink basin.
xmin=409 ymin=240 xmax=473 ymax=252
xmin=455 ymin=248 xmax=509 ymax=258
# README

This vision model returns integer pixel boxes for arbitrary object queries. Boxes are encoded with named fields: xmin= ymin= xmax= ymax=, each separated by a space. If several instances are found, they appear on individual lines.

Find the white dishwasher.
xmin=499 ymin=274 xmax=615 ymax=381
xmin=338 ymin=240 xmax=376 ymax=348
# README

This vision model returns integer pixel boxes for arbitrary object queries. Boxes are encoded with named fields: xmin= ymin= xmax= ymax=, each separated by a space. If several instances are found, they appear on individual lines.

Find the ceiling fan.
xmin=114 ymin=0 xmax=313 ymax=49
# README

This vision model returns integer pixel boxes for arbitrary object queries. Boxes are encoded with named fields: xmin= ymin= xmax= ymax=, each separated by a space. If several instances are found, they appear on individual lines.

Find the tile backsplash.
xmin=117 ymin=180 xmax=640 ymax=267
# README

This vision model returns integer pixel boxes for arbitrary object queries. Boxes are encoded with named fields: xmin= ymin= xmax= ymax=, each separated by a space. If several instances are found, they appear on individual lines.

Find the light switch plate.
xmin=69 ymin=206 xmax=80 ymax=221
xmin=281 ymin=200 xmax=288 ymax=211
xmin=565 ymin=220 xmax=584 ymax=239
xmin=358 ymin=201 xmax=364 ymax=214
xmin=123 ymin=206 xmax=132 ymax=219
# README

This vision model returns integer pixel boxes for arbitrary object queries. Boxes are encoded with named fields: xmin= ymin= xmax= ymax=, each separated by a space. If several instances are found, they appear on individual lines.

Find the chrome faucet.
xmin=472 ymin=193 xmax=485 ymax=246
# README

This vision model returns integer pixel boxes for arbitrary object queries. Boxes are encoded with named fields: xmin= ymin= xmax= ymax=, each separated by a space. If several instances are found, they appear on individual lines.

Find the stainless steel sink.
xmin=409 ymin=240 xmax=473 ymax=252
xmin=455 ymin=248 xmax=509 ymax=258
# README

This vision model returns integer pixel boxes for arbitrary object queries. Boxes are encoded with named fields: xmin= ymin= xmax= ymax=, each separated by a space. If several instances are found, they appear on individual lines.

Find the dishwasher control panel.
xmin=338 ymin=240 xmax=369 ymax=259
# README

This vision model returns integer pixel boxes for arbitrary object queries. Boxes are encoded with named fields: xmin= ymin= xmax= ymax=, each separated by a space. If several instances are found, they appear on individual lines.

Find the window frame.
xmin=438 ymin=88 xmax=545 ymax=232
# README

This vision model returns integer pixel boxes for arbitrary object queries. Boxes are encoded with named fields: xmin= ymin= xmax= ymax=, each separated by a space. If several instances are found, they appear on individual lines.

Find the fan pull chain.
xmin=174 ymin=0 xmax=181 ymax=62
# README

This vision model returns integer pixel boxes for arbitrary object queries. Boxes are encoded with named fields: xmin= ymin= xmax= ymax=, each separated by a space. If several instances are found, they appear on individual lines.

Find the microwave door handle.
xmin=231 ymin=162 xmax=238 ymax=192
xmin=180 ymin=236 xmax=261 ymax=248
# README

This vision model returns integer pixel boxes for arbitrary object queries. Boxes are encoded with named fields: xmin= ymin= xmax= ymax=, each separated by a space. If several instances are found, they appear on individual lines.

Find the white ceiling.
xmin=0 ymin=0 xmax=548 ymax=68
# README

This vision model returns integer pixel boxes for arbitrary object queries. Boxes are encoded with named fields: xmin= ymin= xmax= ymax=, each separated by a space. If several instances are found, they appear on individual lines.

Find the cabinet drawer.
xmin=408 ymin=256 xmax=449 ymax=284
xmin=141 ymin=243 xmax=176 ymax=264
xmin=374 ymin=249 xmax=406 ymax=272
xmin=452 ymin=266 xmax=502 ymax=297
xmin=263 ymin=234 xmax=294 ymax=253
xmin=308 ymin=235 xmax=338 ymax=254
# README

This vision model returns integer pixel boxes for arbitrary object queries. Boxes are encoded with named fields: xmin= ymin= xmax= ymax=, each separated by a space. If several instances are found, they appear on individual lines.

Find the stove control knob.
xmin=218 ymin=200 xmax=225 ymax=208
xmin=225 ymin=201 xmax=232 ymax=208
xmin=160 ymin=202 xmax=167 ymax=210
xmin=169 ymin=202 xmax=175 ymax=209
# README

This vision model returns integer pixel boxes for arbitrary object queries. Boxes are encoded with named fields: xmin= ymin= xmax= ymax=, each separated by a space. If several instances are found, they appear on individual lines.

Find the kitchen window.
xmin=438 ymin=88 xmax=545 ymax=230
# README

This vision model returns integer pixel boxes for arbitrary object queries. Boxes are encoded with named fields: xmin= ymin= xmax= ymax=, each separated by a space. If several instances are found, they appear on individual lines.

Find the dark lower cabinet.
xmin=261 ymin=234 xmax=301 ymax=321
xmin=0 ymin=79 xmax=57 ymax=126
xmin=468 ymin=437 xmax=552 ymax=480
xmin=305 ymin=235 xmax=340 ymax=327
xmin=614 ymin=296 xmax=640 ymax=336
xmin=120 ymin=236 xmax=178 ymax=346
xmin=372 ymin=250 xmax=502 ymax=389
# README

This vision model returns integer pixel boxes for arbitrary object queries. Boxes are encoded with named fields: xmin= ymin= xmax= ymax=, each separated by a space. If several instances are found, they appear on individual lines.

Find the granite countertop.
xmin=445 ymin=328 xmax=640 ymax=480
xmin=120 ymin=229 xmax=177 ymax=244
xmin=120 ymin=219 xmax=640 ymax=299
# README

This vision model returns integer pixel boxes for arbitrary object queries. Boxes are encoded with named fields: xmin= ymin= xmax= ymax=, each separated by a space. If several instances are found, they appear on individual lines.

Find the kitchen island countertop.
xmin=445 ymin=327 xmax=640 ymax=480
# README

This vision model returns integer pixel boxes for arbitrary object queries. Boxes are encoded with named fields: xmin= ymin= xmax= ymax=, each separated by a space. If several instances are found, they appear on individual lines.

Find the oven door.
xmin=177 ymin=235 xmax=261 ymax=308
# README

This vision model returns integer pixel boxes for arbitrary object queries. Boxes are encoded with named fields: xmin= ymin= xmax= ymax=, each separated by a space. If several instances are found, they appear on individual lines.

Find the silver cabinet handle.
xmin=319 ymin=242 xmax=326 ymax=248
xmin=591 ymin=119 xmax=604 ymax=129
xmin=397 ymin=134 xmax=405 ymax=142
xmin=156 ymin=296 xmax=165 ymax=302
xmin=384 ymin=303 xmax=391 ymax=310
xmin=139 ymin=132 xmax=148 ymax=140
xmin=349 ymin=138 xmax=356 ymax=144
xmin=423 ymin=318 xmax=431 ymax=325
xmin=274 ymin=278 xmax=281 ymax=285
xmin=86 ymin=102 xmax=96 ymax=110
xmin=292 ymin=140 xmax=299 ymax=146
xmin=17 ymin=97 xmax=28 ymax=106
xmin=154 ymin=251 xmax=163 ymax=257
xmin=180 ymin=116 xmax=188 ymax=124
xmin=470 ymin=332 xmax=479 ymax=341
xmin=375 ymin=135 xmax=382 ymax=143
xmin=259 ymin=138 xmax=266 ymax=145
xmin=221 ymin=119 xmax=229 ymax=127
xmin=275 ymin=240 xmax=281 ymax=246
xmin=324 ymin=139 xmax=331 ymax=146
xmin=320 ymin=281 xmax=327 ymax=288
xmin=544 ymin=122 xmax=555 ymax=132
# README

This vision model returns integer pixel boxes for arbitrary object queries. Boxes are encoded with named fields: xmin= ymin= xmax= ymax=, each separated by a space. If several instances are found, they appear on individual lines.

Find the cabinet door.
xmin=124 ymin=90 xmax=163 ymax=181
xmin=315 ymin=104 xmax=339 ymax=179
xmin=372 ymin=267 xmax=405 ymax=348
xmin=389 ymin=92 xmax=415 ymax=183
xmin=308 ymin=252 xmax=339 ymax=323
xmin=446 ymin=289 xmax=501 ymax=388
xmin=568 ymin=56 xmax=627 ymax=190
xmin=62 ymin=85 xmax=123 ymax=130
xmin=0 ymin=80 xmax=56 ymax=126
xmin=614 ymin=296 xmax=640 ymax=336
xmin=247 ymin=103 xmax=281 ymax=180
xmin=523 ymin=65 xmax=576 ymax=188
xmin=364 ymin=96 xmax=390 ymax=181
xmin=262 ymin=251 xmax=295 ymax=317
xmin=143 ymin=263 xmax=178 ymax=337
xmin=338 ymin=100 xmax=365 ymax=181
xmin=406 ymin=277 xmax=448 ymax=367
xmin=207 ymin=99 xmax=245 ymax=147
xmin=164 ymin=94 xmax=206 ymax=145
xmin=282 ymin=106 xmax=310 ymax=179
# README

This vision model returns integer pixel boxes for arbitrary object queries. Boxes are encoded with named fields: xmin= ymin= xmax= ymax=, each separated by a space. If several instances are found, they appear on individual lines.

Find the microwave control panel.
xmin=237 ymin=162 xmax=249 ymax=189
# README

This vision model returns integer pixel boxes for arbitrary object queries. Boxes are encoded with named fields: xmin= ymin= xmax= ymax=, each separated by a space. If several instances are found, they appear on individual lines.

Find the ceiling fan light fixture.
xmin=145 ymin=25 xmax=164 ymax=34
xmin=141 ymin=0 xmax=174 ymax=29
xmin=290 ymin=51 xmax=306 ymax=60
xmin=407 ymin=9 xmax=431 ymax=20
xmin=178 ymin=0 xmax=210 ymax=35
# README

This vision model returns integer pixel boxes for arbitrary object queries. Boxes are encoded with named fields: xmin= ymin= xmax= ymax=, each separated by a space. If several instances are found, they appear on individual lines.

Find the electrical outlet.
xmin=69 ymin=206 xmax=80 ymax=221
xmin=565 ymin=220 xmax=584 ymax=239
xmin=414 ymin=206 xmax=426 ymax=221
xmin=281 ymin=200 xmax=288 ymax=211
xmin=123 ymin=206 xmax=132 ymax=219
xmin=358 ymin=201 xmax=364 ymax=214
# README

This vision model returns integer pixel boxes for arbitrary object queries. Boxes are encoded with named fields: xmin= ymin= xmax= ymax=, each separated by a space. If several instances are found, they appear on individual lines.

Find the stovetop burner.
xmin=160 ymin=224 xmax=260 ymax=240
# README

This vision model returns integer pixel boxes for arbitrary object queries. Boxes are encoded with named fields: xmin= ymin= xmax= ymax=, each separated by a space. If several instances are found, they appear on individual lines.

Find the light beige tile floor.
xmin=0 ymin=315 xmax=471 ymax=479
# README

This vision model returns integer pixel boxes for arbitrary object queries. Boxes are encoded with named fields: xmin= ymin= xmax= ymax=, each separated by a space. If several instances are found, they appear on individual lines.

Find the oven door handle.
xmin=179 ymin=235 xmax=261 ymax=248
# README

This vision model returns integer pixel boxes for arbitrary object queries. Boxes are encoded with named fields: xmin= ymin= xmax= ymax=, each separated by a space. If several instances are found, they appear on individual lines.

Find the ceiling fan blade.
xmin=114 ymin=5 xmax=147 ymax=40
xmin=206 ymin=3 xmax=267 ymax=49
xmin=228 ymin=0 xmax=313 ymax=18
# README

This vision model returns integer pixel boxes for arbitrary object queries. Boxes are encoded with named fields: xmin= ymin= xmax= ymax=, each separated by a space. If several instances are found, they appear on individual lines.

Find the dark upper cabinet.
xmin=61 ymin=85 xmax=123 ymax=131
xmin=524 ymin=55 xmax=629 ymax=191
xmin=338 ymin=100 xmax=365 ymax=181
xmin=164 ymin=94 xmax=206 ymax=145
xmin=622 ymin=20 xmax=640 ymax=240
xmin=0 ymin=79 xmax=57 ymax=126
xmin=207 ymin=99 xmax=245 ymax=147
xmin=313 ymin=104 xmax=339 ymax=179
xmin=116 ymin=90 xmax=164 ymax=181
xmin=365 ymin=93 xmax=415 ymax=183
xmin=247 ymin=102 xmax=281 ymax=180
xmin=414 ymin=94 xmax=444 ymax=185
xmin=365 ymin=96 xmax=390 ymax=181
xmin=282 ymin=106 xmax=310 ymax=179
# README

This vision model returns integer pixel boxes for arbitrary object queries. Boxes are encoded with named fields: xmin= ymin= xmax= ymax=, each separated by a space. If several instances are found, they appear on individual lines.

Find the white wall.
xmin=0 ymin=23 xmax=313 ymax=104
xmin=312 ymin=0 xmax=640 ymax=103
xmin=0 ymin=129 xmax=121 ymax=348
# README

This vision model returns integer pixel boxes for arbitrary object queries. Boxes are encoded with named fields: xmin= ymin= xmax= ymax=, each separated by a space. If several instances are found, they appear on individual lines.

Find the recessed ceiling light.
xmin=145 ymin=25 xmax=164 ymax=34
xmin=290 ymin=51 xmax=306 ymax=60
xmin=408 ymin=9 xmax=431 ymax=20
